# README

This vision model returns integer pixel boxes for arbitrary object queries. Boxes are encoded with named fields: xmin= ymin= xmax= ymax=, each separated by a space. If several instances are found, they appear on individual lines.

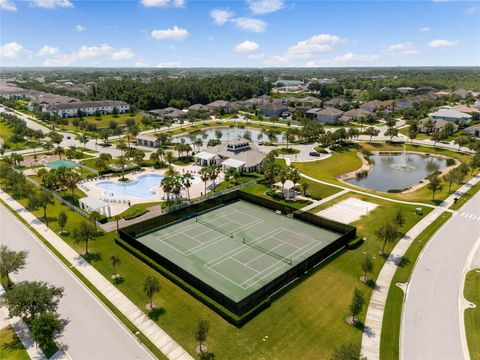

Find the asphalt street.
xmin=0 ymin=204 xmax=154 ymax=360
xmin=401 ymin=190 xmax=480 ymax=360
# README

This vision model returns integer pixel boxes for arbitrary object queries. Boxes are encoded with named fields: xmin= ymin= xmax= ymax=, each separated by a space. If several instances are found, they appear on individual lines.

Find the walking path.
xmin=0 ymin=286 xmax=49 ymax=360
xmin=298 ymin=189 xmax=350 ymax=212
xmin=0 ymin=190 xmax=193 ymax=360
xmin=360 ymin=174 xmax=480 ymax=360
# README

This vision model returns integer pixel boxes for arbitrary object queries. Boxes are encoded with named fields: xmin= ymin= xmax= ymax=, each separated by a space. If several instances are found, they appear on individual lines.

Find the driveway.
xmin=0 ymin=204 xmax=153 ymax=360
xmin=401 ymin=190 xmax=480 ymax=360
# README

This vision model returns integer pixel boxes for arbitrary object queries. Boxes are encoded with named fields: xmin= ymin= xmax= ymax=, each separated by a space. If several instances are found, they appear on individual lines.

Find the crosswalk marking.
xmin=460 ymin=212 xmax=480 ymax=221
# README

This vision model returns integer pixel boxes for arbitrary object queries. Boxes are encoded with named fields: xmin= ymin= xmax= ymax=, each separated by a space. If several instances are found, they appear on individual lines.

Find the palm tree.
xmin=65 ymin=170 xmax=81 ymax=198
xmin=116 ymin=156 xmax=128 ymax=180
xmin=165 ymin=151 xmax=174 ymax=165
xmin=79 ymin=134 xmax=89 ymax=149
xmin=53 ymin=146 xmax=65 ymax=160
xmin=182 ymin=172 xmax=194 ymax=201
xmin=208 ymin=166 xmax=220 ymax=191
xmin=89 ymin=211 xmax=102 ymax=232
xmin=199 ymin=167 xmax=210 ymax=196
xmin=161 ymin=176 xmax=174 ymax=201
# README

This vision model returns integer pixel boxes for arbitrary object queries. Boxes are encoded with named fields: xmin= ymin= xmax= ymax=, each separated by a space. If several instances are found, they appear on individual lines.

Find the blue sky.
xmin=1 ymin=0 xmax=479 ymax=67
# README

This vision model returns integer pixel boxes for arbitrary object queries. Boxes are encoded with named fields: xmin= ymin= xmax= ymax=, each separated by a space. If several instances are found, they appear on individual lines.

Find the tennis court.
xmin=136 ymin=200 xmax=342 ymax=303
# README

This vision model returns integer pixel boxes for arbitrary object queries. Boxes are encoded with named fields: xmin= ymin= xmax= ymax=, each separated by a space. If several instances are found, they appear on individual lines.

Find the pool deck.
xmin=80 ymin=164 xmax=223 ymax=216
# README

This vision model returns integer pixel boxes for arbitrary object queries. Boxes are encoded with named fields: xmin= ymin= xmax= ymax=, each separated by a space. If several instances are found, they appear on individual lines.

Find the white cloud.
xmin=248 ymin=0 xmax=284 ymax=14
xmin=36 ymin=45 xmax=59 ymax=56
xmin=210 ymin=9 xmax=233 ymax=25
xmin=248 ymin=53 xmax=265 ymax=60
xmin=43 ymin=53 xmax=76 ymax=66
xmin=466 ymin=5 xmax=478 ymax=14
xmin=332 ymin=53 xmax=379 ymax=63
xmin=428 ymin=39 xmax=458 ymax=48
xmin=419 ymin=27 xmax=431 ymax=32
xmin=75 ymin=24 xmax=86 ymax=32
xmin=151 ymin=26 xmax=189 ymax=40
xmin=30 ymin=0 xmax=74 ymax=8
xmin=0 ymin=42 xmax=31 ymax=59
xmin=234 ymin=40 xmax=259 ymax=52
xmin=111 ymin=48 xmax=136 ymax=60
xmin=231 ymin=17 xmax=267 ymax=32
xmin=134 ymin=59 xmax=149 ymax=67
xmin=386 ymin=42 xmax=419 ymax=56
xmin=140 ymin=0 xmax=185 ymax=8
xmin=157 ymin=62 xmax=182 ymax=68
xmin=0 ymin=0 xmax=17 ymax=11
xmin=287 ymin=34 xmax=345 ymax=55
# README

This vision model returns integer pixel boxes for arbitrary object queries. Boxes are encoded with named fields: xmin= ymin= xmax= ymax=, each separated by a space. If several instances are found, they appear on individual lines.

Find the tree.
xmin=331 ymin=343 xmax=366 ymax=360
xmin=288 ymin=166 xmax=301 ymax=191
xmin=31 ymin=312 xmax=65 ymax=353
xmin=115 ymin=156 xmax=128 ymax=180
xmin=301 ymin=181 xmax=309 ymax=196
xmin=375 ymin=222 xmax=398 ymax=255
xmin=182 ymin=172 xmax=194 ymax=201
xmin=364 ymin=127 xmax=379 ymax=143
xmin=2 ymin=281 xmax=64 ymax=321
xmin=427 ymin=175 xmax=443 ymax=201
xmin=143 ymin=275 xmax=160 ymax=309
xmin=199 ymin=167 xmax=210 ymax=196
xmin=360 ymin=256 xmax=374 ymax=283
xmin=453 ymin=136 xmax=470 ymax=152
xmin=408 ymin=128 xmax=418 ymax=144
xmin=384 ymin=127 xmax=399 ymax=141
xmin=57 ymin=210 xmax=68 ymax=234
xmin=0 ymin=245 xmax=28 ymax=287
xmin=393 ymin=209 xmax=405 ymax=228
xmin=89 ymin=210 xmax=101 ymax=232
xmin=431 ymin=131 xmax=446 ymax=148
xmin=198 ymin=352 xmax=216 ymax=360
xmin=110 ymin=255 xmax=121 ymax=279
xmin=28 ymin=191 xmax=54 ymax=227
xmin=195 ymin=320 xmax=209 ymax=353
xmin=348 ymin=288 xmax=365 ymax=325
xmin=72 ymin=221 xmax=96 ymax=255
xmin=79 ymin=134 xmax=89 ymax=149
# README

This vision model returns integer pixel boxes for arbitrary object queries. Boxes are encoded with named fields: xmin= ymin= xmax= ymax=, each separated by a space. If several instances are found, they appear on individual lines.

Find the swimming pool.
xmin=96 ymin=174 xmax=164 ymax=198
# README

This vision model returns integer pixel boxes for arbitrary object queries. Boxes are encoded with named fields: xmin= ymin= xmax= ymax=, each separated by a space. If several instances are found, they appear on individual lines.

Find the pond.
xmin=96 ymin=174 xmax=164 ymax=198
xmin=173 ymin=126 xmax=282 ymax=144
xmin=346 ymin=153 xmax=448 ymax=192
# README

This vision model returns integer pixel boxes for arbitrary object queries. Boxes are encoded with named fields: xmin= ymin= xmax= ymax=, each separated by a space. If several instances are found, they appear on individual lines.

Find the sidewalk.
xmin=360 ymin=174 xmax=480 ymax=360
xmin=298 ymin=189 xmax=350 ymax=212
xmin=0 ymin=190 xmax=193 ymax=360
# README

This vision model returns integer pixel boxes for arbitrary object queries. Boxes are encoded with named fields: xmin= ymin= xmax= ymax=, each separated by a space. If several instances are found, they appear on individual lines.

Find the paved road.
xmin=401 ymin=190 xmax=480 ymax=360
xmin=0 ymin=204 xmax=153 ymax=360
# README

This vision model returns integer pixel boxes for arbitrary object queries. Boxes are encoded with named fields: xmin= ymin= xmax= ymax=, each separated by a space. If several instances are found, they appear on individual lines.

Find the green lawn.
xmin=0 ymin=326 xmax=29 ymax=360
xmin=0 ymin=166 xmax=436 ymax=359
xmin=450 ymin=181 xmax=480 ymax=210
xmin=0 ymin=118 xmax=42 ymax=150
xmin=398 ymin=126 xmax=430 ymax=140
xmin=61 ymin=113 xmax=146 ymax=132
xmin=116 ymin=201 xmax=163 ymax=219
xmin=241 ymin=182 xmax=312 ymax=209
xmin=379 ymin=211 xmax=451 ymax=360
xmin=464 ymin=269 xmax=480 ymax=360
xmin=299 ymin=177 xmax=342 ymax=200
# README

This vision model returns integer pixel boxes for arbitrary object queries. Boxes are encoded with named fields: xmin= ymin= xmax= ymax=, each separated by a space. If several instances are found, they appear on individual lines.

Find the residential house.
xmin=342 ymin=108 xmax=372 ymax=122
xmin=316 ymin=108 xmax=344 ymax=125
xmin=29 ymin=93 xmax=79 ymax=112
xmin=207 ymin=100 xmax=232 ymax=113
xmin=136 ymin=133 xmax=159 ymax=148
xmin=434 ymin=90 xmax=450 ymax=97
xmin=397 ymin=87 xmax=415 ymax=94
xmin=429 ymin=108 xmax=472 ymax=125
xmin=395 ymin=99 xmax=414 ymax=109
xmin=259 ymin=102 xmax=289 ymax=117
xmin=47 ymin=100 xmax=129 ymax=118
xmin=418 ymin=118 xmax=458 ymax=134
xmin=463 ymin=124 xmax=480 ymax=137
xmin=194 ymin=138 xmax=266 ymax=173
xmin=188 ymin=104 xmax=211 ymax=113
xmin=453 ymin=89 xmax=469 ymax=99
xmin=324 ymin=98 xmax=349 ymax=108
xmin=149 ymin=107 xmax=187 ymax=120
xmin=450 ymin=105 xmax=478 ymax=114
xmin=360 ymin=100 xmax=384 ymax=113
xmin=416 ymin=86 xmax=435 ymax=95
xmin=304 ymin=108 xmax=322 ymax=120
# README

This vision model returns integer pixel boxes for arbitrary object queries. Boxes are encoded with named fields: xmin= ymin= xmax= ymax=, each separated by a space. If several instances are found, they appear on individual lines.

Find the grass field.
xmin=379 ymin=211 xmax=452 ymax=360
xmin=450 ymin=181 xmax=480 ymax=210
xmin=0 ymin=326 xmax=29 ymax=360
xmin=464 ymin=269 xmax=480 ymax=360
xmin=0 ymin=118 xmax=42 ymax=150
xmin=61 ymin=113 xmax=147 ymax=132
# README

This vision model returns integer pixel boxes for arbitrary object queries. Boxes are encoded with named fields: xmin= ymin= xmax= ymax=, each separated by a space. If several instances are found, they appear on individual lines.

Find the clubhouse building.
xmin=195 ymin=138 xmax=266 ymax=173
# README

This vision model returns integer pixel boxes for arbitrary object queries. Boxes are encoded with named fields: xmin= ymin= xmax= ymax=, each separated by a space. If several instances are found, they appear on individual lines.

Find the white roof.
xmin=79 ymin=197 xmax=109 ymax=210
xmin=429 ymin=108 xmax=472 ymax=119
xmin=221 ymin=158 xmax=245 ymax=168
xmin=274 ymin=180 xmax=296 ymax=189
xmin=195 ymin=151 xmax=217 ymax=161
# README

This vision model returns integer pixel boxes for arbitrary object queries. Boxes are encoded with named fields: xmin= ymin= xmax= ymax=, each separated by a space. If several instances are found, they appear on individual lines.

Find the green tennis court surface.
xmin=137 ymin=200 xmax=342 ymax=303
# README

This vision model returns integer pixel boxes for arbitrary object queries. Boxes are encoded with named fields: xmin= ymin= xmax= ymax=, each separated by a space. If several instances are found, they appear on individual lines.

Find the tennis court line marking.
xmin=185 ymin=218 xmax=264 ymax=256
xmin=204 ymin=228 xmax=283 ymax=268
xmin=241 ymin=233 xmax=324 ymax=289
xmin=230 ymin=257 xmax=260 ymax=274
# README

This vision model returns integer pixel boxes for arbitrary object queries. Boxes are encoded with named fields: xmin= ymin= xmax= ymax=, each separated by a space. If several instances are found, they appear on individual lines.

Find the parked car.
xmin=66 ymin=135 xmax=71 ymax=139
xmin=309 ymin=151 xmax=320 ymax=157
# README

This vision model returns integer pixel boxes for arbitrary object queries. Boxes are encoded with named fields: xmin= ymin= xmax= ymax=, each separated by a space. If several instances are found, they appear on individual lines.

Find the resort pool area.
xmin=96 ymin=174 xmax=164 ymax=198
xmin=174 ymin=126 xmax=282 ymax=144
xmin=346 ymin=153 xmax=448 ymax=192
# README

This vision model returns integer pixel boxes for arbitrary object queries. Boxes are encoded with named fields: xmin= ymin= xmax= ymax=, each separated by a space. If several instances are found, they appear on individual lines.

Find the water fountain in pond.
xmin=390 ymin=143 xmax=417 ymax=171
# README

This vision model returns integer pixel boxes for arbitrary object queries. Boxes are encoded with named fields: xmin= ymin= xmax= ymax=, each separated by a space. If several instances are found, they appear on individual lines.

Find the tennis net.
xmin=196 ymin=218 xmax=233 ymax=238
xmin=242 ymin=237 xmax=293 ymax=265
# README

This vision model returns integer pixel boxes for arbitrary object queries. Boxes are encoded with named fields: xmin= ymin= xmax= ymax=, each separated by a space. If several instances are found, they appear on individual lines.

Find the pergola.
xmin=195 ymin=151 xmax=217 ymax=166
xmin=221 ymin=158 xmax=245 ymax=172
xmin=79 ymin=197 xmax=111 ymax=217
